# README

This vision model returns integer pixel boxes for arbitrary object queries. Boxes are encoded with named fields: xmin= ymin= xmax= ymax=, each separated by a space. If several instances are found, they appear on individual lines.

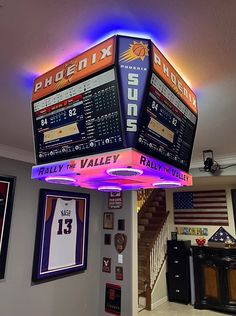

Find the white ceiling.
xmin=1 ymin=0 xmax=236 ymax=168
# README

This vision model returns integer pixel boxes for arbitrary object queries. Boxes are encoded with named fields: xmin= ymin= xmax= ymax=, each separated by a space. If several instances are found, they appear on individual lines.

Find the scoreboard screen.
xmin=136 ymin=72 xmax=197 ymax=172
xmin=32 ymin=69 xmax=124 ymax=164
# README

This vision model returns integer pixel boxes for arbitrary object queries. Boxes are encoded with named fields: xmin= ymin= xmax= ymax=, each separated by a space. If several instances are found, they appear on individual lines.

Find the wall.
xmin=166 ymin=182 xmax=236 ymax=245
xmin=99 ymin=191 xmax=138 ymax=316
xmin=0 ymin=157 xmax=103 ymax=316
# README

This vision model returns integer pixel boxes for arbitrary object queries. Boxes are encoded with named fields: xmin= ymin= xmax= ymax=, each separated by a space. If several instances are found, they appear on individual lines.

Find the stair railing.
xmin=144 ymin=211 xmax=169 ymax=310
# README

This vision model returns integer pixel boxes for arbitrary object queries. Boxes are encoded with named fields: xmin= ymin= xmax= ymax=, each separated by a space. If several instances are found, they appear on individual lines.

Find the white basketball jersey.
xmin=48 ymin=198 xmax=77 ymax=270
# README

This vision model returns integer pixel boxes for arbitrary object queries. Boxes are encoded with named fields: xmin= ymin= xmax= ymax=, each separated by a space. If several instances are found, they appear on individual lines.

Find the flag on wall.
xmin=173 ymin=190 xmax=229 ymax=226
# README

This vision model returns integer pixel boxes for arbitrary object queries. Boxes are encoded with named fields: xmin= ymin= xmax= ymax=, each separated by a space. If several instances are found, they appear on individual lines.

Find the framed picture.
xmin=102 ymin=257 xmax=111 ymax=273
xmin=108 ymin=191 xmax=123 ymax=209
xmin=104 ymin=233 xmax=111 ymax=245
xmin=32 ymin=189 xmax=90 ymax=282
xmin=115 ymin=266 xmax=123 ymax=281
xmin=118 ymin=219 xmax=125 ymax=231
xmin=103 ymin=212 xmax=114 ymax=230
xmin=105 ymin=283 xmax=121 ymax=315
xmin=171 ymin=232 xmax=177 ymax=240
xmin=0 ymin=175 xmax=16 ymax=279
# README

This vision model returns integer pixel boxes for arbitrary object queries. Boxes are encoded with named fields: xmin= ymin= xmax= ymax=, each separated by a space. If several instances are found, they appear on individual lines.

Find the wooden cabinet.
xmin=166 ymin=240 xmax=191 ymax=304
xmin=192 ymin=246 xmax=236 ymax=314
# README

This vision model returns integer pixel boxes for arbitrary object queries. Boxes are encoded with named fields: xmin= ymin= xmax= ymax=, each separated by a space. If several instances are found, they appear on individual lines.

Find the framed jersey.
xmin=0 ymin=175 xmax=16 ymax=279
xmin=32 ymin=189 xmax=90 ymax=281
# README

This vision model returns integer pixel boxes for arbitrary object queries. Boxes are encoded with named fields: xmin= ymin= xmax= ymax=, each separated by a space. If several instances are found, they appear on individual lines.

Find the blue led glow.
xmin=20 ymin=71 xmax=38 ymax=92
xmin=82 ymin=15 xmax=170 ymax=48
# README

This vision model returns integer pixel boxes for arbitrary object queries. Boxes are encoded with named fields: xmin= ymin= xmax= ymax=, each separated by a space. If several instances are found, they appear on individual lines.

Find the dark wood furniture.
xmin=166 ymin=240 xmax=191 ymax=304
xmin=192 ymin=245 xmax=236 ymax=314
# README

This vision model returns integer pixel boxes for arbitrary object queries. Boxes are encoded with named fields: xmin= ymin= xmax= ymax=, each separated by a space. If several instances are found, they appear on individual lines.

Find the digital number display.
xmin=136 ymin=73 xmax=197 ymax=172
xmin=32 ymin=69 xmax=124 ymax=164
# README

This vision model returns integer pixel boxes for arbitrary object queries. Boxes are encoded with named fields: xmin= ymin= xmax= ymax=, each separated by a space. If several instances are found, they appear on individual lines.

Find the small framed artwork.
xmin=115 ymin=266 xmax=123 ymax=280
xmin=108 ymin=191 xmax=123 ymax=209
xmin=171 ymin=232 xmax=177 ymax=240
xmin=32 ymin=189 xmax=90 ymax=282
xmin=118 ymin=219 xmax=125 ymax=231
xmin=0 ymin=175 xmax=16 ymax=279
xmin=104 ymin=233 xmax=111 ymax=245
xmin=102 ymin=257 xmax=111 ymax=273
xmin=103 ymin=212 xmax=114 ymax=230
xmin=105 ymin=283 xmax=121 ymax=315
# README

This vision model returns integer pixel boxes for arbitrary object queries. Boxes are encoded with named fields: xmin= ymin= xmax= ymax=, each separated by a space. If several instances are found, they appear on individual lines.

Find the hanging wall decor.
xmin=32 ymin=189 xmax=90 ymax=281
xmin=0 ymin=175 xmax=16 ymax=279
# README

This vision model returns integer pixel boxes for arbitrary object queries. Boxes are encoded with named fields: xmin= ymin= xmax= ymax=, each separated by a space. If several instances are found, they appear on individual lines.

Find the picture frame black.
xmin=104 ymin=233 xmax=111 ymax=245
xmin=231 ymin=189 xmax=236 ymax=234
xmin=171 ymin=232 xmax=177 ymax=241
xmin=0 ymin=175 xmax=16 ymax=279
xmin=118 ymin=219 xmax=125 ymax=231
xmin=32 ymin=189 xmax=90 ymax=282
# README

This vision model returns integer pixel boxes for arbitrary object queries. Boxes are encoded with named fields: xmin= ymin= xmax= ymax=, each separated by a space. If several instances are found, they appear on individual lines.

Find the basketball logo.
xmin=120 ymin=41 xmax=149 ymax=62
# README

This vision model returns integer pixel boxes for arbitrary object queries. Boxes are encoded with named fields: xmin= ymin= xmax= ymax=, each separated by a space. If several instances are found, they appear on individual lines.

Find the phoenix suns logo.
xmin=120 ymin=41 xmax=149 ymax=62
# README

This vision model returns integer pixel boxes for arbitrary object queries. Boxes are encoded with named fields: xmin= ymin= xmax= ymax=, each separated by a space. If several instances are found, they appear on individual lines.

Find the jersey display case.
xmin=31 ymin=35 xmax=198 ymax=191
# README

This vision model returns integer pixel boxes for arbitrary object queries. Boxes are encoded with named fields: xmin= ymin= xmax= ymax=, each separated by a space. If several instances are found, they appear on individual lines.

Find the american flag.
xmin=208 ymin=227 xmax=236 ymax=243
xmin=173 ymin=190 xmax=229 ymax=225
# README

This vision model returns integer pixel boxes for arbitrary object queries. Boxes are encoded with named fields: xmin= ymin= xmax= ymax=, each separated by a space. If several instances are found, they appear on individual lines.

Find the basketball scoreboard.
xmin=31 ymin=35 xmax=198 ymax=191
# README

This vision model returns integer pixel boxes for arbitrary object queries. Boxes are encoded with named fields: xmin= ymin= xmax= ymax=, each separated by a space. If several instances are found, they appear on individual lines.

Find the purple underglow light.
xmin=98 ymin=186 xmax=122 ymax=192
xmin=106 ymin=167 xmax=143 ymax=177
xmin=45 ymin=176 xmax=76 ymax=185
xmin=152 ymin=181 xmax=182 ymax=188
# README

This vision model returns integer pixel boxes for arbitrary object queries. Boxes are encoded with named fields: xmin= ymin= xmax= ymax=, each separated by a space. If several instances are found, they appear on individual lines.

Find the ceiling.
xmin=1 ymin=0 xmax=236 ymax=169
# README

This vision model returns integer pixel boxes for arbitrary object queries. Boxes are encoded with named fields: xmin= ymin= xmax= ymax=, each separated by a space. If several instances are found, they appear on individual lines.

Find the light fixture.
xmin=203 ymin=150 xmax=214 ymax=172
xmin=45 ymin=176 xmax=76 ymax=184
xmin=106 ymin=167 xmax=143 ymax=177
xmin=152 ymin=181 xmax=182 ymax=188
xmin=202 ymin=150 xmax=220 ymax=173
xmin=98 ymin=186 xmax=122 ymax=192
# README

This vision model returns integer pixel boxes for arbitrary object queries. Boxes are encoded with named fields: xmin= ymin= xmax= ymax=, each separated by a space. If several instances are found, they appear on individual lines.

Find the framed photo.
xmin=118 ymin=219 xmax=125 ymax=231
xmin=0 ymin=175 xmax=16 ymax=279
xmin=102 ymin=257 xmax=111 ymax=273
xmin=105 ymin=283 xmax=121 ymax=315
xmin=108 ymin=191 xmax=123 ymax=209
xmin=32 ymin=189 xmax=90 ymax=282
xmin=171 ymin=232 xmax=177 ymax=240
xmin=104 ymin=233 xmax=111 ymax=245
xmin=103 ymin=212 xmax=114 ymax=230
xmin=115 ymin=266 xmax=123 ymax=281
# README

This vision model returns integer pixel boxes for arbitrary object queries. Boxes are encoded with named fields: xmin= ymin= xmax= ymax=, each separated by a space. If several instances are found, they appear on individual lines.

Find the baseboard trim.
xmin=151 ymin=296 xmax=168 ymax=310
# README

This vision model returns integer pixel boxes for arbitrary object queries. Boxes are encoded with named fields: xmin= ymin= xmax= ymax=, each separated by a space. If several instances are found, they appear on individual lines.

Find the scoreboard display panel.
xmin=136 ymin=72 xmax=197 ymax=172
xmin=33 ymin=69 xmax=124 ymax=164
xmin=32 ymin=35 xmax=198 ymax=175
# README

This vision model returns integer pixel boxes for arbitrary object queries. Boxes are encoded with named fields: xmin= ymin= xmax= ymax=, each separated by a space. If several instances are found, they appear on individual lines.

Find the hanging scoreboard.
xmin=32 ymin=35 xmax=198 ymax=185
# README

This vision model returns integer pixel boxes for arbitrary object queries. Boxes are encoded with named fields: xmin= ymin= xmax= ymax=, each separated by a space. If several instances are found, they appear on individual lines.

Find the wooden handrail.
xmin=146 ymin=211 xmax=169 ymax=252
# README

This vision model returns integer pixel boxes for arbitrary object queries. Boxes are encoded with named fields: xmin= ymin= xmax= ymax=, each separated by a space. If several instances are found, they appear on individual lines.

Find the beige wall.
xmin=0 ymin=157 xmax=103 ymax=316
xmin=166 ymin=183 xmax=236 ymax=244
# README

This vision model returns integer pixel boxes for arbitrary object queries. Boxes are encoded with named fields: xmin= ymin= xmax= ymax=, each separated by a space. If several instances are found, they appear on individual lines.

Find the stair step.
xmin=138 ymin=245 xmax=149 ymax=252
xmin=138 ymin=289 xmax=145 ymax=296
xmin=144 ymin=224 xmax=162 ymax=231
xmin=147 ymin=206 xmax=166 ymax=213
xmin=138 ymin=224 xmax=145 ymax=232
xmin=138 ymin=265 xmax=146 ymax=272
xmin=138 ymin=253 xmax=147 ymax=260
xmin=151 ymin=211 xmax=166 ymax=217
xmin=139 ymin=218 xmax=149 ymax=225
xmin=139 ymin=279 xmax=146 ymax=288
xmin=138 ymin=239 xmax=152 ymax=246
xmin=141 ymin=212 xmax=153 ymax=218
xmin=146 ymin=216 xmax=166 ymax=224
xmin=140 ymin=231 xmax=156 ymax=239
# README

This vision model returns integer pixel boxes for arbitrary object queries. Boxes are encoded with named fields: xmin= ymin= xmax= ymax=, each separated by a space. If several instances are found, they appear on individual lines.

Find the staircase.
xmin=138 ymin=189 xmax=168 ymax=311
